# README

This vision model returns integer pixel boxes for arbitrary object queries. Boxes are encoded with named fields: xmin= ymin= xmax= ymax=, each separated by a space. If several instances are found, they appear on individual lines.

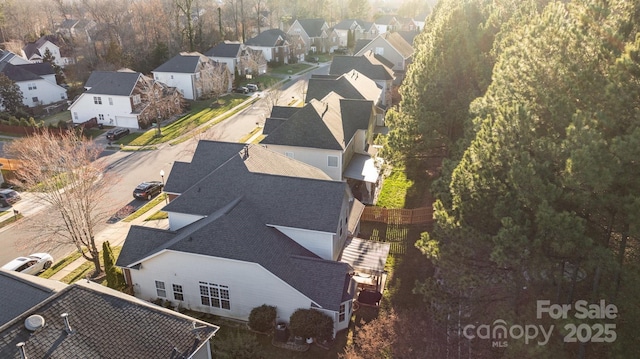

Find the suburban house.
xmin=414 ymin=11 xmax=430 ymax=30
xmin=286 ymin=18 xmax=331 ymax=54
xmin=56 ymin=19 xmax=97 ymax=44
xmin=22 ymin=35 xmax=73 ymax=68
xmin=306 ymin=69 xmax=386 ymax=127
xmin=372 ymin=15 xmax=399 ymax=34
xmin=330 ymin=19 xmax=378 ymax=49
xmin=244 ymin=29 xmax=291 ymax=64
xmin=153 ymin=52 xmax=232 ymax=100
xmin=117 ymin=141 xmax=388 ymax=336
xmin=0 ymin=50 xmax=30 ymax=66
xmin=329 ymin=52 xmax=395 ymax=107
xmin=354 ymin=31 xmax=414 ymax=72
xmin=0 ymin=62 xmax=68 ymax=108
xmin=0 ymin=270 xmax=219 ymax=359
xmin=204 ymin=41 xmax=267 ymax=80
xmin=261 ymin=91 xmax=381 ymax=204
xmin=69 ymin=70 xmax=183 ymax=129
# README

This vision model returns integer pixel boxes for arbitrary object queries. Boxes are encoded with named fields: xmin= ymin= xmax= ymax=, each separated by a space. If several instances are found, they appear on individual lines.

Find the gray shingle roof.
xmin=204 ymin=41 xmax=242 ymax=58
xmin=306 ymin=70 xmax=382 ymax=104
xmin=153 ymin=52 xmax=207 ymax=73
xmin=333 ymin=19 xmax=369 ymax=31
xmin=0 ymin=282 xmax=218 ymax=359
xmin=269 ymin=106 xmax=300 ymax=119
xmin=118 ymin=141 xmax=353 ymax=310
xmin=383 ymin=32 xmax=414 ymax=58
xmin=18 ymin=63 xmax=55 ymax=76
xmin=296 ymin=19 xmax=327 ymax=37
xmin=84 ymin=71 xmax=141 ymax=96
xmin=262 ymin=92 xmax=373 ymax=151
xmin=0 ymin=271 xmax=63 ymax=327
xmin=22 ymin=35 xmax=60 ymax=60
xmin=163 ymin=141 xmax=329 ymax=195
xmin=117 ymin=200 xmax=351 ymax=311
xmin=353 ymin=39 xmax=372 ymax=54
xmin=245 ymin=29 xmax=287 ymax=47
xmin=0 ymin=63 xmax=41 ymax=82
xmin=329 ymin=53 xmax=394 ymax=80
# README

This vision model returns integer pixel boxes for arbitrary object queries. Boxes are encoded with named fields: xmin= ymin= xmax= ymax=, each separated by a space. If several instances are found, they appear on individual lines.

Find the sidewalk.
xmin=48 ymin=200 xmax=169 ymax=281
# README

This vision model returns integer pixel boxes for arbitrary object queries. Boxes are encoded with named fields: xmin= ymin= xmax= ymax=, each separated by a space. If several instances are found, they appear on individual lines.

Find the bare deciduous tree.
xmin=5 ymin=130 xmax=115 ymax=276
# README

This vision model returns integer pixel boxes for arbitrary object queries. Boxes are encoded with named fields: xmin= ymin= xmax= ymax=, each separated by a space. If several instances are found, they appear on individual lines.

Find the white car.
xmin=1 ymin=253 xmax=54 ymax=275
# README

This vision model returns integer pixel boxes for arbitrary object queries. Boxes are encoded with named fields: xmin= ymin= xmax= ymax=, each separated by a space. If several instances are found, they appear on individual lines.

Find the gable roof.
xmin=0 ymin=50 xmax=27 ymax=65
xmin=306 ymin=70 xmax=382 ymax=104
xmin=163 ymin=141 xmax=330 ymax=196
xmin=382 ymin=32 xmax=414 ymax=58
xmin=0 ymin=62 xmax=42 ymax=82
xmin=0 ymin=270 xmax=64 ymax=327
xmin=329 ymin=53 xmax=394 ymax=80
xmin=295 ymin=19 xmax=328 ymax=37
xmin=397 ymin=30 xmax=419 ymax=45
xmin=153 ymin=52 xmax=208 ymax=73
xmin=84 ymin=70 xmax=141 ymax=96
xmin=0 ymin=281 xmax=218 ymax=358
xmin=354 ymin=39 xmax=372 ymax=54
xmin=333 ymin=19 xmax=371 ymax=31
xmin=22 ymin=35 xmax=60 ymax=60
xmin=17 ymin=63 xmax=55 ymax=77
xmin=118 ymin=141 xmax=352 ymax=311
xmin=262 ymin=92 xmax=373 ymax=151
xmin=204 ymin=41 xmax=242 ymax=58
xmin=117 ymin=200 xmax=351 ymax=311
xmin=245 ymin=29 xmax=288 ymax=47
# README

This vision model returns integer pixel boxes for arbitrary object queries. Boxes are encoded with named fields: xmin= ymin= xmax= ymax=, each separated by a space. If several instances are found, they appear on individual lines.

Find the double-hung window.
xmin=155 ymin=280 xmax=166 ymax=297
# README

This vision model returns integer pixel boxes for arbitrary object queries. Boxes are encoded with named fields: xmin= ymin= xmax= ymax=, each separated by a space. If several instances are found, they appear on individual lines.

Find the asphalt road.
xmin=0 ymin=63 xmax=331 ymax=266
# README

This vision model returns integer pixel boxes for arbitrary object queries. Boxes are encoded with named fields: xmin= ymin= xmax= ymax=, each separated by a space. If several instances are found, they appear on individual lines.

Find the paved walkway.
xmin=48 ymin=200 xmax=169 ymax=281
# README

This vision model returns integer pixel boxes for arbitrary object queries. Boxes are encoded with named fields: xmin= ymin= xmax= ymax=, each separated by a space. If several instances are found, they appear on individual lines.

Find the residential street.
xmin=0 ymin=63 xmax=330 ymax=266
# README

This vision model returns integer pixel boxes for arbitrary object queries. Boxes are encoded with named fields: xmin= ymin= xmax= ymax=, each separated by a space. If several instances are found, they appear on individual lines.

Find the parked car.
xmin=133 ymin=181 xmax=164 ymax=200
xmin=246 ymin=84 xmax=259 ymax=92
xmin=106 ymin=127 xmax=130 ymax=141
xmin=0 ymin=189 xmax=21 ymax=207
xmin=233 ymin=86 xmax=249 ymax=94
xmin=307 ymin=56 xmax=319 ymax=63
xmin=1 ymin=253 xmax=54 ymax=275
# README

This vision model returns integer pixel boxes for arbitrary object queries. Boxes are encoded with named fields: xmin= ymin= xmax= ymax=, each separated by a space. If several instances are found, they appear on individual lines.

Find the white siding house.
xmin=68 ymin=71 xmax=143 ymax=128
xmin=0 ymin=62 xmax=67 ymax=108
xmin=116 ymin=142 xmax=371 ymax=336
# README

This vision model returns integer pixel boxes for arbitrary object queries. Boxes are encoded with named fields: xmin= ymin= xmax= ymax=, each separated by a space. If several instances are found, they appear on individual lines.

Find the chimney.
xmin=61 ymin=313 xmax=74 ymax=335
xmin=16 ymin=342 xmax=27 ymax=359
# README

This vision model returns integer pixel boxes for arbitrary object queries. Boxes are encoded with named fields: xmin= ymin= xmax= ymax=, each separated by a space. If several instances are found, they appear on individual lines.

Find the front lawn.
xmin=268 ymin=63 xmax=314 ymax=75
xmin=127 ymin=95 xmax=248 ymax=146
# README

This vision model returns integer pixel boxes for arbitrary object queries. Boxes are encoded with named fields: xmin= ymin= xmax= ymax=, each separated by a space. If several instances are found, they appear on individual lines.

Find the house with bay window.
xmin=117 ymin=141 xmax=389 ymax=336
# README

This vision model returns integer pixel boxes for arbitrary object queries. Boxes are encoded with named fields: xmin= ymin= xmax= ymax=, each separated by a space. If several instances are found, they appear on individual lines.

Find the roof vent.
xmin=16 ymin=342 xmax=27 ymax=359
xmin=24 ymin=315 xmax=45 ymax=331
xmin=61 ymin=313 xmax=74 ymax=335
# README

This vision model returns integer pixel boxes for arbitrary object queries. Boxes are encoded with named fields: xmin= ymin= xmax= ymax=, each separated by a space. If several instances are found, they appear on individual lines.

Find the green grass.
xmin=376 ymin=166 xmax=413 ymax=208
xmin=41 ymin=110 xmax=71 ymax=126
xmin=39 ymin=251 xmax=84 ymax=279
xmin=268 ymin=63 xmax=314 ymax=75
xmin=239 ymin=74 xmax=282 ymax=89
xmin=127 ymin=95 xmax=248 ymax=147
xmin=60 ymin=246 xmax=122 ymax=284
xmin=145 ymin=210 xmax=168 ymax=221
xmin=238 ymin=127 xmax=263 ymax=143
xmin=0 ymin=213 xmax=23 ymax=229
xmin=122 ymin=193 xmax=167 ymax=222
xmin=169 ymin=98 xmax=259 ymax=146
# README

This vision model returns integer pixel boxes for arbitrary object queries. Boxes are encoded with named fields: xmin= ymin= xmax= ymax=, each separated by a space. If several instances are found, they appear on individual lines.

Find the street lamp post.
xmin=160 ymin=169 xmax=168 ymax=204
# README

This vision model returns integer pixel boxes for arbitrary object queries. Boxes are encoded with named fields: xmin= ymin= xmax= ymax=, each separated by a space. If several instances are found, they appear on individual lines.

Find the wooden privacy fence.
xmin=361 ymin=206 xmax=433 ymax=225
